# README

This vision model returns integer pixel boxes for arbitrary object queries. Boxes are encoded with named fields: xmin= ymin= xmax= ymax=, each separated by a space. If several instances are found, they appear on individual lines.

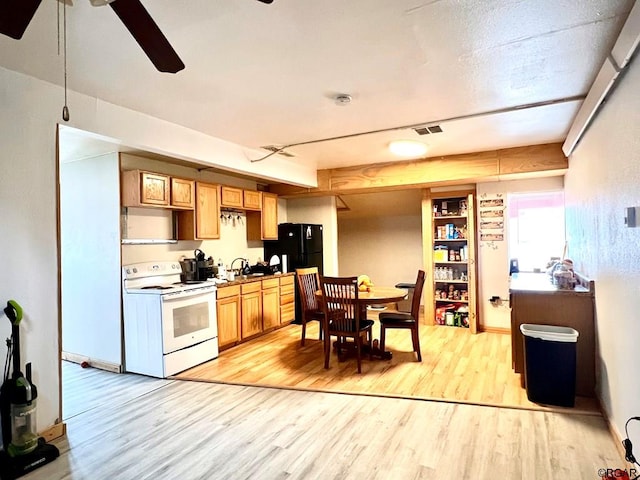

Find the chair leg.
xmin=412 ymin=327 xmax=422 ymax=362
xmin=355 ymin=335 xmax=362 ymax=374
xmin=367 ymin=332 xmax=372 ymax=361
xmin=380 ymin=324 xmax=386 ymax=353
xmin=301 ymin=318 xmax=307 ymax=347
xmin=318 ymin=320 xmax=323 ymax=341
xmin=324 ymin=334 xmax=331 ymax=369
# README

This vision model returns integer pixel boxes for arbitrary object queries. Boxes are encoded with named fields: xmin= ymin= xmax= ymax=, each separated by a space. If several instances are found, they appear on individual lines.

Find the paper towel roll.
xmin=282 ymin=254 xmax=287 ymax=273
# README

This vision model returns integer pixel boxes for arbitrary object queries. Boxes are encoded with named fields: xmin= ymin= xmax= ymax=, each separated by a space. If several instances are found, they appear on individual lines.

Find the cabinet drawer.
xmin=280 ymin=283 xmax=294 ymax=296
xmin=279 ymin=275 xmax=294 ymax=286
xmin=241 ymin=281 xmax=262 ymax=294
xmin=262 ymin=278 xmax=279 ymax=290
xmin=280 ymin=303 xmax=295 ymax=323
xmin=280 ymin=293 xmax=294 ymax=306
xmin=217 ymin=285 xmax=240 ymax=299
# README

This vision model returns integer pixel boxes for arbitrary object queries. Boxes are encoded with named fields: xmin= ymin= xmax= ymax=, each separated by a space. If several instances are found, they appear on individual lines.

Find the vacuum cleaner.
xmin=0 ymin=300 xmax=59 ymax=479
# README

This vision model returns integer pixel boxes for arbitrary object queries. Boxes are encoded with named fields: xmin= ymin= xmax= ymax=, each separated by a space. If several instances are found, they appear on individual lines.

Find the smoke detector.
xmin=334 ymin=94 xmax=352 ymax=106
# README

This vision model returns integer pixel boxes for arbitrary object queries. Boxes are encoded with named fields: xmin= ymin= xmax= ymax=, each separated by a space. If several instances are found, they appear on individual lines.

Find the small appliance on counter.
xmin=195 ymin=249 xmax=215 ymax=281
xmin=180 ymin=249 xmax=215 ymax=282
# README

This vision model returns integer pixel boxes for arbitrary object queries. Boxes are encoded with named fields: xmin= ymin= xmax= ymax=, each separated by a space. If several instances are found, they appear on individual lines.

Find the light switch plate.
xmin=625 ymin=207 xmax=638 ymax=228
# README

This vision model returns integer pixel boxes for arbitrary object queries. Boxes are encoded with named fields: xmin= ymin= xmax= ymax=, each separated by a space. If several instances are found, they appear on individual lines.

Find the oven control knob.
xmin=125 ymin=268 xmax=131 ymax=274
xmin=133 ymin=268 xmax=138 ymax=273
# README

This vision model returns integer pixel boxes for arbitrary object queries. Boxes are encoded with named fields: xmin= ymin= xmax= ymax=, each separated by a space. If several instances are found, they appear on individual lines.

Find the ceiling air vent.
xmin=261 ymin=145 xmax=295 ymax=158
xmin=413 ymin=125 xmax=443 ymax=135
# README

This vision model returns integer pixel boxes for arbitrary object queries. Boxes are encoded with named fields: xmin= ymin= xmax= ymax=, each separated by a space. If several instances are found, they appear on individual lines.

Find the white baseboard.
xmin=62 ymin=351 xmax=122 ymax=373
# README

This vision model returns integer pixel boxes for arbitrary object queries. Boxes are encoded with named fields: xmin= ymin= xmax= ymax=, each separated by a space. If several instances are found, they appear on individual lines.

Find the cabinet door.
xmin=241 ymin=291 xmax=262 ymax=338
xmin=243 ymin=190 xmax=262 ymax=210
xmin=217 ymin=292 xmax=241 ymax=348
xmin=141 ymin=172 xmax=170 ymax=206
xmin=220 ymin=186 xmax=243 ymax=208
xmin=196 ymin=182 xmax=221 ymax=239
xmin=261 ymin=192 xmax=278 ymax=240
xmin=171 ymin=178 xmax=195 ymax=209
xmin=262 ymin=286 xmax=280 ymax=330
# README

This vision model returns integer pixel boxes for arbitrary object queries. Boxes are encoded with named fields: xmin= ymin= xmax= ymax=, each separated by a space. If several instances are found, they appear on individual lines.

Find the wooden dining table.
xmin=315 ymin=286 xmax=408 ymax=360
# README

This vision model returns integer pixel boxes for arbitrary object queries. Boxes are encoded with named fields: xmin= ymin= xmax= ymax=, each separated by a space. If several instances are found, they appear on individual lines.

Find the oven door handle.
xmin=162 ymin=288 xmax=216 ymax=300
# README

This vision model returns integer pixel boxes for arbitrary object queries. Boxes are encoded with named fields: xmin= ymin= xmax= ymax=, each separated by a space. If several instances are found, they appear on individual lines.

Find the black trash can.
xmin=520 ymin=324 xmax=579 ymax=407
xmin=395 ymin=282 xmax=415 ymax=313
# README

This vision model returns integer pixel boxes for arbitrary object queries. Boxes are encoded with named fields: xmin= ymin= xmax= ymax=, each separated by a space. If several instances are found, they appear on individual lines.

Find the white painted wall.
xmin=286 ymin=197 xmax=338 ymax=275
xmin=476 ymin=176 xmax=564 ymax=329
xmin=61 ymin=153 xmax=122 ymax=366
xmin=0 ymin=65 xmax=317 ymax=432
xmin=564 ymin=53 xmax=640 ymax=439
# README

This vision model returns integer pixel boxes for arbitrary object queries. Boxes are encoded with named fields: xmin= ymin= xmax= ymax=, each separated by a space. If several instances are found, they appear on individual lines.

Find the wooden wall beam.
xmin=270 ymin=143 xmax=567 ymax=198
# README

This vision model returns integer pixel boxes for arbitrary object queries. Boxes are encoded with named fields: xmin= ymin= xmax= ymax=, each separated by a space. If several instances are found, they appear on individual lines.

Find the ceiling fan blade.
xmin=256 ymin=0 xmax=274 ymax=3
xmin=109 ymin=0 xmax=184 ymax=73
xmin=0 ymin=0 xmax=43 ymax=40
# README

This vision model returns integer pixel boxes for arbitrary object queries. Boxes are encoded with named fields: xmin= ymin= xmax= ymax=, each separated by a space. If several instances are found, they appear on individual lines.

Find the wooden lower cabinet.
xmin=241 ymin=282 xmax=262 ymax=339
xmin=218 ymin=274 xmax=296 ymax=350
xmin=509 ymin=273 xmax=595 ymax=397
xmin=262 ymin=278 xmax=280 ymax=330
xmin=216 ymin=285 xmax=241 ymax=348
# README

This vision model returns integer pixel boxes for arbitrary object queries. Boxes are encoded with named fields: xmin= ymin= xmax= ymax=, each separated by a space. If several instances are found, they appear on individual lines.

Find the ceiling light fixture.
xmin=388 ymin=140 xmax=428 ymax=157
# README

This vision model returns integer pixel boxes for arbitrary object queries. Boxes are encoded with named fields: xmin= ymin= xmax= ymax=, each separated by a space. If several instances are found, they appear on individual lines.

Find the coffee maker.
xmin=194 ymin=249 xmax=215 ymax=281
xmin=179 ymin=258 xmax=198 ymax=282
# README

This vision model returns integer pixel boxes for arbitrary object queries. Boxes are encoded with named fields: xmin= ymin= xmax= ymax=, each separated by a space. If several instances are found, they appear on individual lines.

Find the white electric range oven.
xmin=122 ymin=261 xmax=219 ymax=378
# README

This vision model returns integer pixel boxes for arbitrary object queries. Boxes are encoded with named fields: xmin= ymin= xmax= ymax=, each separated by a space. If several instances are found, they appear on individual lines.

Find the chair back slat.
xmin=320 ymin=276 xmax=360 ymax=333
xmin=296 ymin=267 xmax=321 ymax=311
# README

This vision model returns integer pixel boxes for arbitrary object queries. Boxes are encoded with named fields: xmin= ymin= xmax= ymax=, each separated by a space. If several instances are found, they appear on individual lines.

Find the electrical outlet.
xmin=625 ymin=207 xmax=638 ymax=228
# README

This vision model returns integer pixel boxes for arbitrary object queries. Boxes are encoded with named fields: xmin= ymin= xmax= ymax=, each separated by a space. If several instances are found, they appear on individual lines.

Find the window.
xmin=508 ymin=191 xmax=565 ymax=272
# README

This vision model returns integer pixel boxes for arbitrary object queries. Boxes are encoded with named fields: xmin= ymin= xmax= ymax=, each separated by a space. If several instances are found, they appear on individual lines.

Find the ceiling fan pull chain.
xmin=62 ymin=0 xmax=69 ymax=122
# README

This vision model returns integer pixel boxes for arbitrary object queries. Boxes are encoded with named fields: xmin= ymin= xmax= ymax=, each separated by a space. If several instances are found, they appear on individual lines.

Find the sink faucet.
xmin=230 ymin=257 xmax=246 ymax=273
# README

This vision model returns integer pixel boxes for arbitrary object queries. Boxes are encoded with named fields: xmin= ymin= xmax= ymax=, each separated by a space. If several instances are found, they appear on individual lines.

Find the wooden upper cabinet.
xmin=170 ymin=177 xmax=195 ymax=209
xmin=220 ymin=186 xmax=243 ymax=208
xmin=122 ymin=170 xmax=170 ymax=207
xmin=261 ymin=192 xmax=278 ymax=240
xmin=243 ymin=190 xmax=262 ymax=211
xmin=176 ymin=182 xmax=220 ymax=240
xmin=196 ymin=182 xmax=221 ymax=239
xmin=246 ymin=192 xmax=278 ymax=241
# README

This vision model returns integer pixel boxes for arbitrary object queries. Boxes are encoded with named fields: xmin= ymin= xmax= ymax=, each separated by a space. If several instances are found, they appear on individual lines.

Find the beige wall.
xmin=338 ymin=215 xmax=423 ymax=290
xmin=564 ymin=52 xmax=640 ymax=438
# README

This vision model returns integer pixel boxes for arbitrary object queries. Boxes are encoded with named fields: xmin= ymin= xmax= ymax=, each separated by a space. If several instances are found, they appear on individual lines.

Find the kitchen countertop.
xmin=214 ymin=271 xmax=295 ymax=288
xmin=509 ymin=272 xmax=591 ymax=294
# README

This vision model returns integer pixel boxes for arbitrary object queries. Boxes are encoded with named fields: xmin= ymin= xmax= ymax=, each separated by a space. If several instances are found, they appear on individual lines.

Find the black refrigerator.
xmin=264 ymin=223 xmax=323 ymax=324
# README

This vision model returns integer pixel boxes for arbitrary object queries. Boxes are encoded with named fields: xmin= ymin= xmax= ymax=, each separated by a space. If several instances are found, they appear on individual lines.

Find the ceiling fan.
xmin=0 ymin=0 xmax=275 ymax=74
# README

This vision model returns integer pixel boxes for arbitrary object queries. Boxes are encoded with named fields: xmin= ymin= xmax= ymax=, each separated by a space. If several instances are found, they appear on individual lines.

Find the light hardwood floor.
xmin=36 ymin=365 xmax=623 ymax=480
xmin=177 ymin=321 xmax=600 ymax=415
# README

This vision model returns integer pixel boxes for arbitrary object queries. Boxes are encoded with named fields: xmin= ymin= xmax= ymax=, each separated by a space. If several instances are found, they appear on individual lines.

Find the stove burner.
xmin=173 ymin=281 xmax=205 ymax=285
xmin=141 ymin=285 xmax=173 ymax=290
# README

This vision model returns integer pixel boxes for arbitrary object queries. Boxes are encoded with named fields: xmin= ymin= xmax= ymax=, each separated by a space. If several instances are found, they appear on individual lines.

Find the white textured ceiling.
xmin=0 ymin=0 xmax=634 ymax=171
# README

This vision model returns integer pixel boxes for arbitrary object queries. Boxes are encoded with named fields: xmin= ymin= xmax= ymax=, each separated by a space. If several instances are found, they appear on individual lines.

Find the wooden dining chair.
xmin=379 ymin=270 xmax=426 ymax=361
xmin=295 ymin=267 xmax=325 ymax=346
xmin=320 ymin=276 xmax=374 ymax=373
